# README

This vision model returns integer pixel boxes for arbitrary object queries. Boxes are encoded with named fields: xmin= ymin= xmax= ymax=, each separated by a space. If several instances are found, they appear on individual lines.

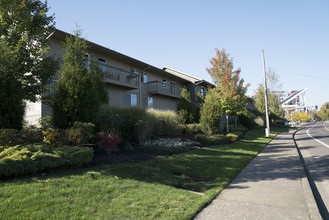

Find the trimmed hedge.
xmin=0 ymin=144 xmax=93 ymax=179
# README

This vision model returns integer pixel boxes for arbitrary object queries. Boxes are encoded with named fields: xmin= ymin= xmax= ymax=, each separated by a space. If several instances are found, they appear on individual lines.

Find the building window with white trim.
xmin=143 ymin=96 xmax=153 ymax=109
xmin=125 ymin=93 xmax=137 ymax=106
xmin=98 ymin=57 xmax=106 ymax=72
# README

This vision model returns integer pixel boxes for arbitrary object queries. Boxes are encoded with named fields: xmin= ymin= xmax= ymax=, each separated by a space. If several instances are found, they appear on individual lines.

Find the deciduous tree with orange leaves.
xmin=202 ymin=48 xmax=249 ymax=132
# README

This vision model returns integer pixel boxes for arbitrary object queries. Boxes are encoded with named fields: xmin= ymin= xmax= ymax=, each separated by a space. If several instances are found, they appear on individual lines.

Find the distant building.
xmin=25 ymin=29 xmax=214 ymax=125
xmin=273 ymin=87 xmax=309 ymax=115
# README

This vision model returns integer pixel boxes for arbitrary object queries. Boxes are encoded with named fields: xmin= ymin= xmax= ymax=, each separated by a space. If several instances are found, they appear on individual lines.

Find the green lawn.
xmin=0 ymin=127 xmax=287 ymax=219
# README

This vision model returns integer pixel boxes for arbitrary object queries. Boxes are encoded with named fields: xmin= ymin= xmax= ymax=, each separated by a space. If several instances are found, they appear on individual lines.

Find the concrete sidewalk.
xmin=195 ymin=130 xmax=321 ymax=220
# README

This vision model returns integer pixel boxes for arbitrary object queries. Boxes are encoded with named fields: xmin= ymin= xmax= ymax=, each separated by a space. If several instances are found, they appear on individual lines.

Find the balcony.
xmin=102 ymin=64 xmax=139 ymax=89
xmin=147 ymin=81 xmax=181 ymax=99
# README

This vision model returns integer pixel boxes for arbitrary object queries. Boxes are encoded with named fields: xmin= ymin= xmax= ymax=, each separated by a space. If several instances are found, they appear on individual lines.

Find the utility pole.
xmin=262 ymin=49 xmax=270 ymax=137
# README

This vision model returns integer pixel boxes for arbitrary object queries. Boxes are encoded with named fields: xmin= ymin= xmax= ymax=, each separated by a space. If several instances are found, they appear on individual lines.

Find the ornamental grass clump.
xmin=95 ymin=105 xmax=179 ymax=143
xmin=147 ymin=109 xmax=178 ymax=136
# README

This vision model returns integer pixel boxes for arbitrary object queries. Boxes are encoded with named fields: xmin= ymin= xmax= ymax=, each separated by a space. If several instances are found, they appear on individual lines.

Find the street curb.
xmin=293 ymin=128 xmax=322 ymax=220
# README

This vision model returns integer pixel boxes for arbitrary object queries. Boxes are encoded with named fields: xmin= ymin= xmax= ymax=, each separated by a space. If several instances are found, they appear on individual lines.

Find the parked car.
xmin=285 ymin=121 xmax=297 ymax=127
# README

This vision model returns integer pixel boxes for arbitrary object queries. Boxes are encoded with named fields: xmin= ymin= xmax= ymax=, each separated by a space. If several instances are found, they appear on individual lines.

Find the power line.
xmin=273 ymin=69 xmax=329 ymax=81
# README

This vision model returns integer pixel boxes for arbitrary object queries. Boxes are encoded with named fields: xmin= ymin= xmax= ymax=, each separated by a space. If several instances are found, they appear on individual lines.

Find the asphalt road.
xmin=295 ymin=122 xmax=329 ymax=218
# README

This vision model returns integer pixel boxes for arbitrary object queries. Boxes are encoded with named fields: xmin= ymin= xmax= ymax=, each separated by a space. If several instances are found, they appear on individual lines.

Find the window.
xmin=170 ymin=81 xmax=176 ymax=94
xmin=131 ymin=68 xmax=139 ymax=75
xmin=200 ymin=88 xmax=205 ymax=98
xmin=141 ymin=72 xmax=148 ymax=83
xmin=130 ymin=68 xmax=139 ymax=84
xmin=98 ymin=57 xmax=106 ymax=72
xmin=143 ymin=96 xmax=154 ymax=109
xmin=125 ymin=93 xmax=137 ymax=106
xmin=162 ymin=79 xmax=167 ymax=89
xmin=84 ymin=54 xmax=90 ymax=68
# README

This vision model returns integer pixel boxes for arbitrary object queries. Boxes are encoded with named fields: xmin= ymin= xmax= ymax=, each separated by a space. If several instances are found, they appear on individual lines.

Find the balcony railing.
xmin=101 ymin=64 xmax=139 ymax=89
xmin=147 ymin=81 xmax=181 ymax=99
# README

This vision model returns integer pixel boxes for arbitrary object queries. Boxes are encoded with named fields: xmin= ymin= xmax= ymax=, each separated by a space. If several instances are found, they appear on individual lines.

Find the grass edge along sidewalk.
xmin=0 ymin=127 xmax=287 ymax=219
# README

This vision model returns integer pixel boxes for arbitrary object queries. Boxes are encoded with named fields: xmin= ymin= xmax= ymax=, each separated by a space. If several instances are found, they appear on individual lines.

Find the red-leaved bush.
xmin=98 ymin=132 xmax=119 ymax=155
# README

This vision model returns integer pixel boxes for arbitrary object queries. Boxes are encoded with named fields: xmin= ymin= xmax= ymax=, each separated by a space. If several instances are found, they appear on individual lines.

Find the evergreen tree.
xmin=177 ymin=87 xmax=194 ymax=124
xmin=52 ymin=29 xmax=108 ymax=128
xmin=194 ymin=91 xmax=205 ymax=122
xmin=200 ymin=88 xmax=222 ymax=135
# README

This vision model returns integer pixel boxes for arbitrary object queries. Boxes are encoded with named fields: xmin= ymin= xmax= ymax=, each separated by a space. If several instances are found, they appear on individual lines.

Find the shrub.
xmin=134 ymin=118 xmax=156 ymax=144
xmin=65 ymin=128 xmax=83 ymax=146
xmin=0 ymin=128 xmax=43 ymax=146
xmin=70 ymin=121 xmax=96 ymax=145
xmin=0 ymin=129 xmax=17 ymax=146
xmin=98 ymin=132 xmax=119 ymax=155
xmin=195 ymin=134 xmax=231 ymax=145
xmin=39 ymin=115 xmax=53 ymax=130
xmin=96 ymin=105 xmax=152 ymax=143
xmin=179 ymin=123 xmax=203 ymax=135
xmin=42 ymin=128 xmax=64 ymax=147
xmin=0 ymin=144 xmax=93 ymax=178
xmin=20 ymin=127 xmax=44 ymax=145
xmin=177 ymin=87 xmax=194 ymax=124
xmin=200 ymin=89 xmax=222 ymax=135
xmin=186 ymin=123 xmax=203 ymax=135
xmin=43 ymin=122 xmax=96 ymax=147
xmin=226 ymin=131 xmax=244 ymax=142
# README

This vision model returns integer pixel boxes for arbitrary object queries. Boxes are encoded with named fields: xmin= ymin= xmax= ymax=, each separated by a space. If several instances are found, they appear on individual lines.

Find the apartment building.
xmin=25 ymin=29 xmax=214 ymax=125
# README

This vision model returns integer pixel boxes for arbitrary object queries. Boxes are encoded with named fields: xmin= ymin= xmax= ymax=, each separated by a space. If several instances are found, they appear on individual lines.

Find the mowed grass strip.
xmin=0 ymin=127 xmax=287 ymax=219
